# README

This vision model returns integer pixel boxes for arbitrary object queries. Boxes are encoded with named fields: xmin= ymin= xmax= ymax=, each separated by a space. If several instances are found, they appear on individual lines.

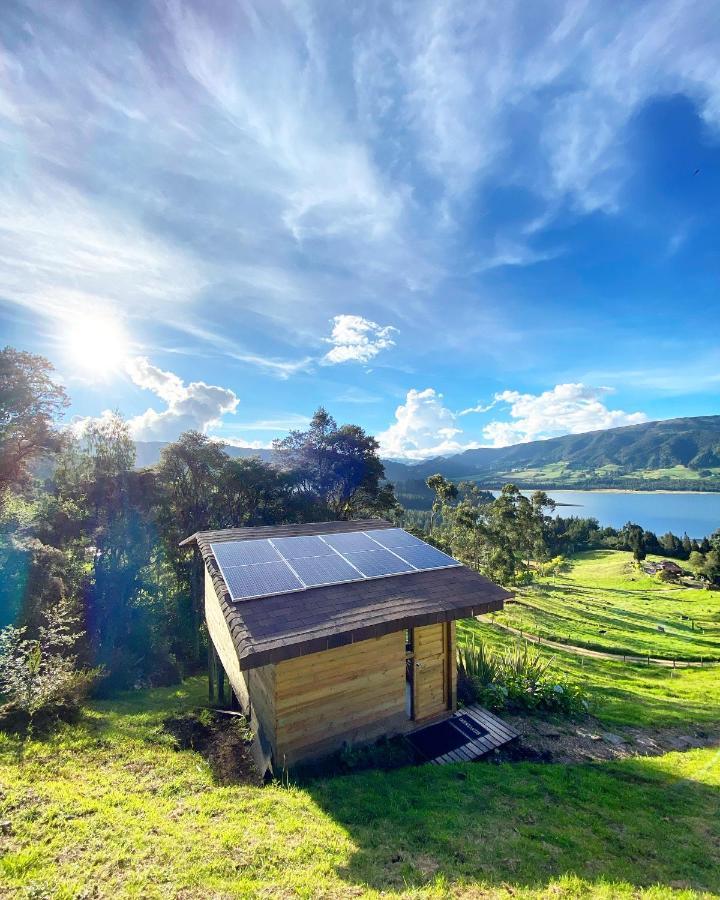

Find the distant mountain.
xmin=135 ymin=415 xmax=720 ymax=493
xmin=134 ymin=441 xmax=273 ymax=467
xmin=383 ymin=416 xmax=720 ymax=494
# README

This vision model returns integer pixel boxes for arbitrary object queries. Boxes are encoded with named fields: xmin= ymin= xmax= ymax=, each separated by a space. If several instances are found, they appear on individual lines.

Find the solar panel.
xmin=343 ymin=548 xmax=416 ymax=577
xmin=392 ymin=543 xmax=457 ymax=570
xmin=367 ymin=528 xmax=426 ymax=550
xmin=271 ymin=535 xmax=335 ymax=559
xmin=211 ymin=539 xmax=281 ymax=568
xmin=223 ymin=560 xmax=304 ymax=600
xmin=213 ymin=527 xmax=460 ymax=601
xmin=321 ymin=531 xmax=379 ymax=553
xmin=289 ymin=553 xmax=361 ymax=587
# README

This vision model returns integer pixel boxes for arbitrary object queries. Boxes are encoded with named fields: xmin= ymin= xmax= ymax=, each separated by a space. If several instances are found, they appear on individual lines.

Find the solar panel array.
xmin=211 ymin=527 xmax=460 ymax=601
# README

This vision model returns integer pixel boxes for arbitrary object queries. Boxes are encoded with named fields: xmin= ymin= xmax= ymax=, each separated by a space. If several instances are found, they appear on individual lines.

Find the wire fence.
xmin=488 ymin=621 xmax=720 ymax=670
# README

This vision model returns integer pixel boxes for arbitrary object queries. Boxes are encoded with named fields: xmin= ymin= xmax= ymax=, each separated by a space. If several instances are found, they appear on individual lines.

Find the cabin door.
xmin=411 ymin=623 xmax=453 ymax=721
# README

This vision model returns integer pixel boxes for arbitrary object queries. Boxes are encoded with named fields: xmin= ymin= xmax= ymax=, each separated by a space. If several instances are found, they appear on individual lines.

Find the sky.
xmin=1 ymin=0 xmax=719 ymax=461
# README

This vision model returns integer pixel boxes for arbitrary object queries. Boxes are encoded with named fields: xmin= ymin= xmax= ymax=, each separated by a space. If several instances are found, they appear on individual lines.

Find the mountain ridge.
xmin=134 ymin=414 xmax=720 ymax=491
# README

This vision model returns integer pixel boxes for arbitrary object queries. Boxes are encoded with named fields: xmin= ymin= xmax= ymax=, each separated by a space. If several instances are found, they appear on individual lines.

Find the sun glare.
xmin=64 ymin=314 xmax=130 ymax=378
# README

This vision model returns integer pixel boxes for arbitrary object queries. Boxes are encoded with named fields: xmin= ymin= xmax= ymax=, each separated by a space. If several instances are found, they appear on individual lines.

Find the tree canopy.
xmin=0 ymin=347 xmax=68 ymax=505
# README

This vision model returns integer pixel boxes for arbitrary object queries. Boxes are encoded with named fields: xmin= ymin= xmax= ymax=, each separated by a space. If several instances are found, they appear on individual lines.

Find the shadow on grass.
xmin=307 ymin=752 xmax=720 ymax=894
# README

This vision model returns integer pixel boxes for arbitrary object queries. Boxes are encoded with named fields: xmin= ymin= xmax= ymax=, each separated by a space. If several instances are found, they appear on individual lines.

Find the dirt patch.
xmin=488 ymin=714 xmax=720 ymax=764
xmin=163 ymin=709 xmax=262 ymax=785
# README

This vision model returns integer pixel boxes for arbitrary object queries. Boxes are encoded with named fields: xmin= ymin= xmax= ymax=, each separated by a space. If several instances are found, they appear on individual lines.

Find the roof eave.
xmin=236 ymin=595 xmax=508 ymax=671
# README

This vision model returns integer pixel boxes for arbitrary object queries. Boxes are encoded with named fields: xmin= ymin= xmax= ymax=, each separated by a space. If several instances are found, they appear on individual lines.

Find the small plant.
xmin=457 ymin=637 xmax=589 ymax=716
xmin=0 ymin=598 xmax=98 ymax=731
xmin=457 ymin=636 xmax=501 ymax=684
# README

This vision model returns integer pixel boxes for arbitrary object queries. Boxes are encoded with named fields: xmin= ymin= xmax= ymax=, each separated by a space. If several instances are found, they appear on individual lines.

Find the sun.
xmin=63 ymin=313 xmax=130 ymax=378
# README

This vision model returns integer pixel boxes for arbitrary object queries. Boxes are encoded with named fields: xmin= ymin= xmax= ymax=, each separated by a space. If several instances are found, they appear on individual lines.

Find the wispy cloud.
xmin=458 ymin=399 xmax=499 ymax=417
xmin=1 ymin=0 xmax=719 ymax=396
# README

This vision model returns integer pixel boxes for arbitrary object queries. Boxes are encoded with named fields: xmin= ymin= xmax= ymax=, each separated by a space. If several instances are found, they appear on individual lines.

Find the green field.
xmin=2 ymin=551 xmax=720 ymax=898
xmin=481 ymin=551 xmax=720 ymax=662
xmin=483 ymin=462 xmax=720 ymax=488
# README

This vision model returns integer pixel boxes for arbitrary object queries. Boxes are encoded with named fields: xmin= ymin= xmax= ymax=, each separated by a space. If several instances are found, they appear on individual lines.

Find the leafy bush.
xmin=0 ymin=598 xmax=99 ymax=730
xmin=457 ymin=638 xmax=589 ymax=716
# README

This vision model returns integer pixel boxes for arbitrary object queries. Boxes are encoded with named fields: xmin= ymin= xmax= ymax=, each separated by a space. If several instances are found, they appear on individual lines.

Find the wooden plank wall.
xmin=273 ymin=631 xmax=407 ymax=766
xmin=248 ymin=664 xmax=276 ymax=752
xmin=413 ymin=623 xmax=452 ymax=721
xmin=204 ymin=569 xmax=250 ymax=710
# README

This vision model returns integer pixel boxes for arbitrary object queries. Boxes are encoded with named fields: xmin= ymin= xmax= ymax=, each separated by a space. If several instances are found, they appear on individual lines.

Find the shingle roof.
xmin=182 ymin=519 xmax=511 ymax=670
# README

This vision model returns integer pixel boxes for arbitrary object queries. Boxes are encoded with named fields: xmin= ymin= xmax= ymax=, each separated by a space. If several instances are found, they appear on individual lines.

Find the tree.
xmin=0 ymin=347 xmax=68 ymax=507
xmin=425 ymin=481 xmax=555 ymax=585
xmin=426 ymin=474 xmax=458 ymax=530
xmin=687 ymin=551 xmax=707 ymax=579
xmin=620 ymin=522 xmax=647 ymax=561
xmin=705 ymin=549 xmax=720 ymax=582
xmin=273 ymin=408 xmax=397 ymax=519
xmin=155 ymin=432 xmax=230 ymax=665
xmin=709 ymin=529 xmax=720 ymax=553
xmin=221 ymin=456 xmax=293 ymax=527
xmin=43 ymin=414 xmax=173 ymax=689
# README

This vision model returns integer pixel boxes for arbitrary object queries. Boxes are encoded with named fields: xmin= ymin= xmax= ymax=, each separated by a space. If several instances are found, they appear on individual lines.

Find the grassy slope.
xmin=2 ymin=551 xmax=720 ymax=898
xmin=462 ymin=551 xmax=720 ymax=727
xmin=1 ymin=682 xmax=719 ymax=898
xmin=487 ymin=551 xmax=720 ymax=661
xmin=488 ymin=462 xmax=720 ymax=486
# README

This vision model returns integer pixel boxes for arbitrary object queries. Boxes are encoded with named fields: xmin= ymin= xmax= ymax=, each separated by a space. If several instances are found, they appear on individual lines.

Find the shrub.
xmin=457 ymin=638 xmax=589 ymax=716
xmin=0 ymin=598 xmax=99 ymax=731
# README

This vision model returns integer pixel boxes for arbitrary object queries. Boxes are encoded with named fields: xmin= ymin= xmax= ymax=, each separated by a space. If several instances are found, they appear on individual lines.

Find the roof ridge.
xmin=180 ymin=518 xmax=392 ymax=547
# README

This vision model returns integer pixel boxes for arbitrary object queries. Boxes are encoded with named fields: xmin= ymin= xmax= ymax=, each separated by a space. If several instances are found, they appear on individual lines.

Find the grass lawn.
xmin=1 ymin=679 xmax=719 ymax=899
xmin=486 ymin=551 xmax=720 ymax=661
xmin=2 ymin=550 xmax=720 ymax=898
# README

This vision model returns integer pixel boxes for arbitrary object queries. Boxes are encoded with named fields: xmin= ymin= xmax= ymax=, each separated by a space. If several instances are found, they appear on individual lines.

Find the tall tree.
xmin=154 ymin=432 xmax=230 ymax=664
xmin=426 ymin=474 xmax=458 ymax=530
xmin=273 ymin=408 xmax=397 ymax=519
xmin=45 ymin=414 xmax=167 ymax=688
xmin=0 ymin=347 xmax=68 ymax=507
xmin=221 ymin=456 xmax=294 ymax=527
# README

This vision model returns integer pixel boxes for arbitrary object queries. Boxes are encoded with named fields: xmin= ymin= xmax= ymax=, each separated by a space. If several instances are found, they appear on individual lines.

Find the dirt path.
xmin=488 ymin=621 xmax=720 ymax=668
xmin=497 ymin=714 xmax=720 ymax=764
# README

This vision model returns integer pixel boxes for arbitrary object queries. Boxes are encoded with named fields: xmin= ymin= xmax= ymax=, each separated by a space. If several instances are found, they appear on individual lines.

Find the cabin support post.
xmin=217 ymin=657 xmax=226 ymax=705
xmin=208 ymin=642 xmax=218 ymax=703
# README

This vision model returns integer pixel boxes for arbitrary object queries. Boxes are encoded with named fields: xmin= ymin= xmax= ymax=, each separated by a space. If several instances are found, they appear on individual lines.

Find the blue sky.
xmin=1 ymin=0 xmax=719 ymax=459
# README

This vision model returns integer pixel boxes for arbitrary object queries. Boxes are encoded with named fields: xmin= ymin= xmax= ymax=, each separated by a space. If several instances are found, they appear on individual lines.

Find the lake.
xmin=524 ymin=490 xmax=720 ymax=538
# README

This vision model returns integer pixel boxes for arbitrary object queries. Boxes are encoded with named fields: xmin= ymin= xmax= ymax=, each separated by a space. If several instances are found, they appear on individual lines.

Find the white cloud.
xmin=378 ymin=388 xmax=479 ymax=460
xmin=321 ymin=315 xmax=397 ymax=365
xmin=458 ymin=399 xmax=499 ymax=417
xmin=126 ymin=357 xmax=239 ymax=441
xmin=213 ymin=437 xmax=273 ymax=451
xmin=482 ymin=383 xmax=648 ymax=447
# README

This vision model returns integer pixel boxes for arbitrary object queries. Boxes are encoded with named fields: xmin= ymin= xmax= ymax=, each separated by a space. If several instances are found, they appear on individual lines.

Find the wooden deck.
xmin=407 ymin=704 xmax=519 ymax=764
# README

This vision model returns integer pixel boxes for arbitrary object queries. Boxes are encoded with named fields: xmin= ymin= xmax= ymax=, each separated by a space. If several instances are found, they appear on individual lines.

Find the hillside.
xmin=383 ymin=415 xmax=720 ymax=493
xmin=134 ymin=441 xmax=274 ymax=467
xmin=134 ymin=416 xmax=720 ymax=492
xmin=2 ymin=552 xmax=720 ymax=897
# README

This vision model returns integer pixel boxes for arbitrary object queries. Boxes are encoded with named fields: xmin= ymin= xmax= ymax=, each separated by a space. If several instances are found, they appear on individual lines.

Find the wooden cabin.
xmin=181 ymin=519 xmax=510 ymax=772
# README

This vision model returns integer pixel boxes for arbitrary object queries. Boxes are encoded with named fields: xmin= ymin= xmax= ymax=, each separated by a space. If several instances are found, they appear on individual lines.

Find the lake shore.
xmin=536 ymin=488 xmax=720 ymax=495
